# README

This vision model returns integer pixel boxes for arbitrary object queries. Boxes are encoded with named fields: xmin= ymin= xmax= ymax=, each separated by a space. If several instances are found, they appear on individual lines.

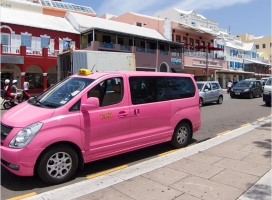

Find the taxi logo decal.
xmin=100 ymin=113 xmax=112 ymax=119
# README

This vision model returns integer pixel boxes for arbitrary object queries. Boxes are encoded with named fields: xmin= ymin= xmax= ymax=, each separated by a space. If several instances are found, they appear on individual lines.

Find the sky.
xmin=64 ymin=0 xmax=271 ymax=37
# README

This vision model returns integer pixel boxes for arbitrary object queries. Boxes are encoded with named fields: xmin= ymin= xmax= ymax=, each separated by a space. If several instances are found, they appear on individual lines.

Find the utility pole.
xmin=206 ymin=43 xmax=209 ymax=81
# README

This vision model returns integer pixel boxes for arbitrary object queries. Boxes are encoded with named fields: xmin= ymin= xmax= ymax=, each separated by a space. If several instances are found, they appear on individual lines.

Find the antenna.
xmin=228 ymin=25 xmax=231 ymax=35
xmin=91 ymin=64 xmax=95 ymax=72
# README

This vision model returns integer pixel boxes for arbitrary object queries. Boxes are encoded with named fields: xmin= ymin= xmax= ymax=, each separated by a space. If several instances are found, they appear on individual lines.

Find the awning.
xmin=244 ymin=58 xmax=271 ymax=66
xmin=216 ymin=69 xmax=254 ymax=74
xmin=208 ymin=46 xmax=224 ymax=51
xmin=171 ymin=68 xmax=187 ymax=73
xmin=194 ymin=45 xmax=224 ymax=50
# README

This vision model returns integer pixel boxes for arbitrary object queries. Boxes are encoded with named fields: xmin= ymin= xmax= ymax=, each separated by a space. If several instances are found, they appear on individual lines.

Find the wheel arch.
xmin=34 ymin=141 xmax=84 ymax=175
xmin=175 ymin=119 xmax=193 ymax=138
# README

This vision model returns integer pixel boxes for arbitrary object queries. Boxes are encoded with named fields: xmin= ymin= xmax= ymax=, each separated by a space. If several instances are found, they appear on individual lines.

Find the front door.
xmin=203 ymin=83 xmax=213 ymax=102
xmin=83 ymin=75 xmax=131 ymax=161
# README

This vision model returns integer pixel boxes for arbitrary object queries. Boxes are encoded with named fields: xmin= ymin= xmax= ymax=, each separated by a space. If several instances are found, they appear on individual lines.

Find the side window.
xmin=211 ymin=83 xmax=219 ymax=90
xmin=168 ymin=77 xmax=195 ymax=100
xmin=204 ymin=83 xmax=212 ymax=91
xmin=129 ymin=76 xmax=168 ymax=105
xmin=69 ymin=100 xmax=81 ymax=112
xmin=87 ymin=77 xmax=123 ymax=107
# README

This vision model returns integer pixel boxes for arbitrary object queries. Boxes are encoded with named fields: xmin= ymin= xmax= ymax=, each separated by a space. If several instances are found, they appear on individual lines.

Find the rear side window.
xmin=129 ymin=76 xmax=195 ymax=105
xmin=168 ymin=77 xmax=195 ymax=100
xmin=211 ymin=82 xmax=220 ymax=90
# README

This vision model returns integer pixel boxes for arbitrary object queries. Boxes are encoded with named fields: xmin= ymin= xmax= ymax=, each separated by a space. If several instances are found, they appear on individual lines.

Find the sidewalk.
xmin=23 ymin=117 xmax=272 ymax=200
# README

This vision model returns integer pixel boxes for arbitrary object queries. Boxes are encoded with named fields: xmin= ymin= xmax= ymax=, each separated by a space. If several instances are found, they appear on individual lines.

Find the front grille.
xmin=1 ymin=122 xmax=13 ymax=140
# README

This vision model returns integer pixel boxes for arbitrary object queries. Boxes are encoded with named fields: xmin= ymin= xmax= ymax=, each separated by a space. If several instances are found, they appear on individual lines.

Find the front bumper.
xmin=1 ymin=145 xmax=43 ymax=176
xmin=230 ymin=91 xmax=251 ymax=98
xmin=263 ymin=93 xmax=271 ymax=103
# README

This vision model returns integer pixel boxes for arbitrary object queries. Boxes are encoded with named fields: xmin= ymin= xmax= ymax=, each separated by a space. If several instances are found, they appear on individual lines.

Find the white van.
xmin=263 ymin=77 xmax=272 ymax=106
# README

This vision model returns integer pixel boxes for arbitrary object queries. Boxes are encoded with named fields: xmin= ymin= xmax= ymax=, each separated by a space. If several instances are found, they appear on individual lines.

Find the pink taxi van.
xmin=1 ymin=69 xmax=201 ymax=184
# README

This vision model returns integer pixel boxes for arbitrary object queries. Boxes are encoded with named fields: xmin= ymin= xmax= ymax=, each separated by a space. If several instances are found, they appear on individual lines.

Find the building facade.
xmin=0 ymin=7 xmax=80 ymax=94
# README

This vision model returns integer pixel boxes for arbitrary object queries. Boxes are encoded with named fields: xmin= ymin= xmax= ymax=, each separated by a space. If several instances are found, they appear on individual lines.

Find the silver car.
xmin=197 ymin=81 xmax=223 ymax=106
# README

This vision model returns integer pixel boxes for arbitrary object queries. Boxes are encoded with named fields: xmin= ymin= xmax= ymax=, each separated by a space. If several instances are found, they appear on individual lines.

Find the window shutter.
xmin=59 ymin=40 xmax=63 ymax=52
xmin=16 ymin=34 xmax=21 ymax=53
xmin=11 ymin=34 xmax=16 ymax=53
xmin=50 ymin=39 xmax=54 ymax=53
xmin=31 ymin=36 xmax=37 ymax=51
xmin=71 ymin=41 xmax=75 ymax=50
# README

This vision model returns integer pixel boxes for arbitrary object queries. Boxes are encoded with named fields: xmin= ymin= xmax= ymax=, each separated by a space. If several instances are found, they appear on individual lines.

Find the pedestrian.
xmin=227 ymin=80 xmax=233 ymax=93
xmin=23 ymin=78 xmax=30 ymax=93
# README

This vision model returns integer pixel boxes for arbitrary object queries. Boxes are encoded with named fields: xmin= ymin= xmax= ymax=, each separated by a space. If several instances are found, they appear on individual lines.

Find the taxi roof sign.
xmin=78 ymin=69 xmax=92 ymax=76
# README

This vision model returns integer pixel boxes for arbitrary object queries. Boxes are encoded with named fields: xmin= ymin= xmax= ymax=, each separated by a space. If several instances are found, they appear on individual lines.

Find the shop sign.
xmin=1 ymin=55 xmax=24 ymax=64
xmin=171 ymin=57 xmax=182 ymax=65
xmin=0 ymin=3 xmax=11 ymax=8
xmin=199 ymin=60 xmax=217 ymax=65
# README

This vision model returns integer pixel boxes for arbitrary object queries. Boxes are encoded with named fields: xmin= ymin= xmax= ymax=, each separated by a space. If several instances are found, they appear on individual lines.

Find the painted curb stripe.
xmin=257 ymin=117 xmax=265 ymax=121
xmin=7 ymin=192 xmax=36 ymax=200
xmin=241 ymin=123 xmax=250 ymax=127
xmin=86 ymin=165 xmax=127 ymax=179
xmin=158 ymin=149 xmax=179 ymax=156
xmin=217 ymin=130 xmax=230 ymax=136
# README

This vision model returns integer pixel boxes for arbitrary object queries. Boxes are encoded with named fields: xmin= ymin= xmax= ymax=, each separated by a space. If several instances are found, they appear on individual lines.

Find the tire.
xmin=259 ymin=93 xmax=263 ymax=97
xmin=217 ymin=96 xmax=223 ymax=104
xmin=170 ymin=122 xmax=191 ymax=148
xmin=265 ymin=102 xmax=271 ymax=106
xmin=230 ymin=95 xmax=235 ymax=98
xmin=3 ymin=102 xmax=11 ymax=110
xmin=200 ymin=98 xmax=203 ymax=107
xmin=249 ymin=92 xmax=253 ymax=99
xmin=37 ymin=145 xmax=78 ymax=185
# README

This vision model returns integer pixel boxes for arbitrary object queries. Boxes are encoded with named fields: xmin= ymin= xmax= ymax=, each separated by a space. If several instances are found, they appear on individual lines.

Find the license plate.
xmin=235 ymin=93 xmax=240 ymax=95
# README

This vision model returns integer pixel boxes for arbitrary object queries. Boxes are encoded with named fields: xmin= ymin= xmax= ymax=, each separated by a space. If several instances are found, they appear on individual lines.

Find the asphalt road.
xmin=1 ymin=92 xmax=271 ymax=199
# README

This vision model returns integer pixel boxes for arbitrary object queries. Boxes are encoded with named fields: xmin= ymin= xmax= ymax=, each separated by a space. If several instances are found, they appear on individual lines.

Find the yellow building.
xmin=239 ymin=34 xmax=271 ymax=64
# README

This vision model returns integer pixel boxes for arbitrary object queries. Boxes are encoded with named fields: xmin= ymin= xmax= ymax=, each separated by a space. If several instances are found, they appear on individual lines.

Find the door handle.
xmin=134 ymin=109 xmax=140 ymax=116
xmin=118 ymin=111 xmax=128 ymax=118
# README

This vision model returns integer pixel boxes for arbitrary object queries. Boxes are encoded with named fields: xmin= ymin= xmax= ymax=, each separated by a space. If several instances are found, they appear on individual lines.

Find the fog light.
xmin=8 ymin=163 xmax=20 ymax=170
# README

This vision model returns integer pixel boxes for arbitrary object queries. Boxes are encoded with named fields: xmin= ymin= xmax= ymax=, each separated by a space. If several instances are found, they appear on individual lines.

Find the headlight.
xmin=9 ymin=122 xmax=43 ymax=148
xmin=243 ymin=89 xmax=249 ymax=92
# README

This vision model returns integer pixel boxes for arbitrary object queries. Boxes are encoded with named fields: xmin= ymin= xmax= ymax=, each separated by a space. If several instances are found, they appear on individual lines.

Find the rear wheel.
xmin=37 ymin=145 xmax=78 ymax=185
xmin=200 ymin=98 xmax=203 ymax=107
xmin=170 ymin=122 xmax=191 ymax=148
xmin=217 ymin=96 xmax=223 ymax=104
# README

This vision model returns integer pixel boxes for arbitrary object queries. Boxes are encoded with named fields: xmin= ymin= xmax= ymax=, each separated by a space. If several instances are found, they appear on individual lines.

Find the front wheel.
xmin=199 ymin=98 xmax=203 ymax=107
xmin=37 ymin=145 xmax=78 ymax=185
xmin=217 ymin=96 xmax=223 ymax=104
xmin=3 ymin=101 xmax=11 ymax=110
xmin=170 ymin=122 xmax=191 ymax=148
xmin=249 ymin=92 xmax=253 ymax=99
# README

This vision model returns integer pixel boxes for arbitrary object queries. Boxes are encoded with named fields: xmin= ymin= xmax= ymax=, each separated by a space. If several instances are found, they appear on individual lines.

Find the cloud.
xmin=96 ymin=0 xmax=254 ymax=16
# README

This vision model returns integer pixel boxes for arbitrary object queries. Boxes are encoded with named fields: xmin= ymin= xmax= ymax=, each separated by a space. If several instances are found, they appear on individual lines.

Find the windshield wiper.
xmin=43 ymin=103 xmax=57 ymax=108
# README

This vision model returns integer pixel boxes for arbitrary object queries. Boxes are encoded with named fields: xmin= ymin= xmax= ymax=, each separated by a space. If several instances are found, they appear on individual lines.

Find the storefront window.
xmin=25 ymin=73 xmax=43 ymax=89
xmin=63 ymin=40 xmax=71 ymax=50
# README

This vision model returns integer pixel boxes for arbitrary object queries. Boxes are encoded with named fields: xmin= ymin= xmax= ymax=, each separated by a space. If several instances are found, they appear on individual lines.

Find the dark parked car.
xmin=230 ymin=80 xmax=263 ymax=99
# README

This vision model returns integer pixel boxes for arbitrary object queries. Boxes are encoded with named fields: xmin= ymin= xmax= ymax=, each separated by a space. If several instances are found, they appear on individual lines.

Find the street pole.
xmin=206 ymin=44 xmax=208 ymax=81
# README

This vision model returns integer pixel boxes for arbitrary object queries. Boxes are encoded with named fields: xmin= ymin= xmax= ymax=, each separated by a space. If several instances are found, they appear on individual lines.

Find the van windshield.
xmin=28 ymin=77 xmax=94 ymax=108
xmin=265 ymin=78 xmax=272 ymax=86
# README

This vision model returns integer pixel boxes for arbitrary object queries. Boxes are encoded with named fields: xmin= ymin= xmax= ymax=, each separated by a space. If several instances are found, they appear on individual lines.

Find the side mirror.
xmin=262 ymin=82 xmax=265 ymax=86
xmin=81 ymin=97 xmax=99 ymax=111
xmin=204 ymin=89 xmax=209 ymax=92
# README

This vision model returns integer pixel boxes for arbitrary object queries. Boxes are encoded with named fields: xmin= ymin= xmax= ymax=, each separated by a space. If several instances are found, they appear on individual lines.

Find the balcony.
xmin=1 ymin=45 xmax=59 ymax=57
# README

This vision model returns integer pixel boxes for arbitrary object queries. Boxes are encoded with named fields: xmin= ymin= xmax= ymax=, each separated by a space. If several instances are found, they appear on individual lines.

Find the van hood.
xmin=1 ymin=102 xmax=55 ymax=128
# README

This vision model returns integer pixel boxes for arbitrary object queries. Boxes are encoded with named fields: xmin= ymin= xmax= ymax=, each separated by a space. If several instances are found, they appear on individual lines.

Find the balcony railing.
xmin=99 ymin=42 xmax=114 ymax=49
xmin=2 ymin=45 xmax=20 ymax=54
xmin=1 ymin=45 xmax=59 ymax=57
xmin=120 ymin=45 xmax=131 ymax=51
xmin=160 ymin=50 xmax=168 ymax=55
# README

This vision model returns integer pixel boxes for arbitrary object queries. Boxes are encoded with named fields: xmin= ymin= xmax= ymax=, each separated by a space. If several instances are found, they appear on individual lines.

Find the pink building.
xmin=102 ymin=12 xmax=227 ymax=81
